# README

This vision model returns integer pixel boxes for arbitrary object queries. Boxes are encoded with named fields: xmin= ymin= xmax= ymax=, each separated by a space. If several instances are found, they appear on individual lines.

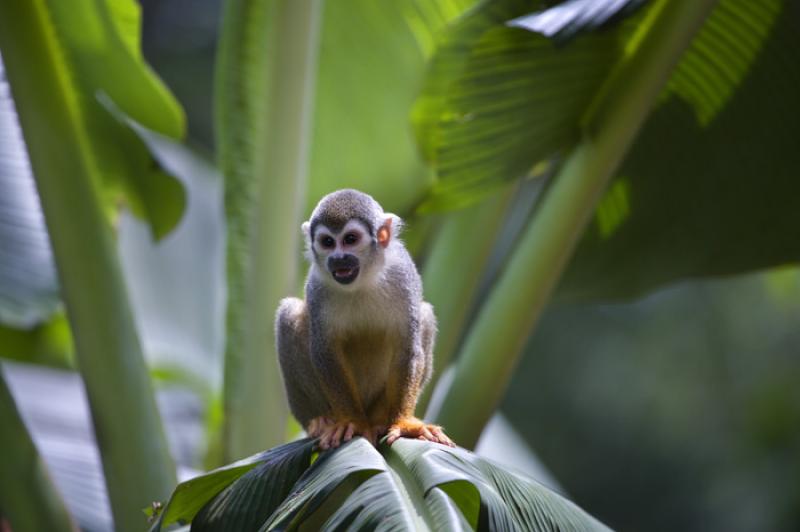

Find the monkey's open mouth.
xmin=332 ymin=267 xmax=359 ymax=285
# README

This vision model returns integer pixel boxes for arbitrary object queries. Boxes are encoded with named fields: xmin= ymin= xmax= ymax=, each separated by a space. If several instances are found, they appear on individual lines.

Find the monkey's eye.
xmin=343 ymin=232 xmax=360 ymax=246
xmin=319 ymin=235 xmax=335 ymax=249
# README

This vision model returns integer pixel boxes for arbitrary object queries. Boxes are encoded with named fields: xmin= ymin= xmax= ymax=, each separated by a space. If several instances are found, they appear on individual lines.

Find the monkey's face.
xmin=311 ymin=220 xmax=377 ymax=287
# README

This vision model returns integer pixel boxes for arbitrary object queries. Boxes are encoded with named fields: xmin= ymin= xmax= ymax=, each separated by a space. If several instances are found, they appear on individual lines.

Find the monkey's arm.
xmin=275 ymin=298 xmax=330 ymax=428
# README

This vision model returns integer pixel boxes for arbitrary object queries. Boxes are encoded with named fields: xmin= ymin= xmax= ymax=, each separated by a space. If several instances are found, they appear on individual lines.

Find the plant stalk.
xmin=216 ymin=0 xmax=323 ymax=461
xmin=434 ymin=0 xmax=719 ymax=448
xmin=0 ymin=2 xmax=178 ymax=530
xmin=417 ymin=187 xmax=514 ymax=414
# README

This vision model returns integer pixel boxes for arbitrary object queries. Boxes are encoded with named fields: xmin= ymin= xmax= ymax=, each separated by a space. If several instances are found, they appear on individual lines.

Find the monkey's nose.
xmin=327 ymin=254 xmax=358 ymax=271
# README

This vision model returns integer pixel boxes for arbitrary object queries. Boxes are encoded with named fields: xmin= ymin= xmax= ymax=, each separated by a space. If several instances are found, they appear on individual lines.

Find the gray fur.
xmin=275 ymin=189 xmax=437 ymax=430
xmin=308 ymin=189 xmax=383 ymax=239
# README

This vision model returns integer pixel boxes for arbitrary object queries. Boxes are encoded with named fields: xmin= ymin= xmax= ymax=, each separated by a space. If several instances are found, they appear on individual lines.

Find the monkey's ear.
xmin=378 ymin=213 xmax=399 ymax=248
xmin=301 ymin=221 xmax=311 ymax=243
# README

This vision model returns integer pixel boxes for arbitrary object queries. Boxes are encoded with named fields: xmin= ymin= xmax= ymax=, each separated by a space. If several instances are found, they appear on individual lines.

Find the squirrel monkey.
xmin=275 ymin=189 xmax=453 ymax=450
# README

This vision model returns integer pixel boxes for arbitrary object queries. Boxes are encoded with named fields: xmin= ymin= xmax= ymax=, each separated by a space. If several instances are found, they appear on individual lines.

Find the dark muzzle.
xmin=327 ymin=254 xmax=360 ymax=285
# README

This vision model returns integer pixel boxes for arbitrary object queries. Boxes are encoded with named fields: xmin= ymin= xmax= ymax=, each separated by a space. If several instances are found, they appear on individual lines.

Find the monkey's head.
xmin=303 ymin=189 xmax=401 ymax=290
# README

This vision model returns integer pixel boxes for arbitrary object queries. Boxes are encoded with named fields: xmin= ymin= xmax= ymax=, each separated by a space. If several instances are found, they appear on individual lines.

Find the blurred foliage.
xmin=0 ymin=71 xmax=60 ymax=329
xmin=0 ymin=368 xmax=76 ymax=531
xmin=141 ymin=0 xmax=475 ymax=217
xmin=559 ymin=0 xmax=799 ymax=301
xmin=0 ymin=0 xmax=186 ymax=240
xmin=423 ymin=0 xmax=723 ymax=446
xmin=414 ymin=0 xmax=800 ymax=301
xmin=0 ymin=0 xmax=189 ymax=337
xmin=412 ymin=0 xmax=646 ymax=211
xmin=0 ymin=1 xmax=185 ymax=527
xmin=505 ymin=267 xmax=800 ymax=532
xmin=0 ymin=317 xmax=73 ymax=369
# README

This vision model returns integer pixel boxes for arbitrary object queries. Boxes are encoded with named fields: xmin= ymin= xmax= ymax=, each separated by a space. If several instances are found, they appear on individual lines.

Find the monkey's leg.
xmin=310 ymin=336 xmax=377 ymax=449
xmin=384 ymin=303 xmax=455 ymax=447
xmin=276 ymin=298 xmax=331 ymax=435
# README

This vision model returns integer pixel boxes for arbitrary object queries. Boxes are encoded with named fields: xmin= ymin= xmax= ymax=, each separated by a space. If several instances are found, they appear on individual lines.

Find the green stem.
xmin=216 ymin=0 xmax=323 ymax=461
xmin=0 ymin=2 xmax=177 ymax=530
xmin=417 ymin=187 xmax=514 ymax=414
xmin=434 ymin=0 xmax=719 ymax=448
xmin=0 ymin=368 xmax=76 ymax=531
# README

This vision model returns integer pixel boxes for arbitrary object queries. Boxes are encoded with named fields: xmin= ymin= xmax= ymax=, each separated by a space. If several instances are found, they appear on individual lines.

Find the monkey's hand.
xmin=317 ymin=419 xmax=381 ymax=450
xmin=385 ymin=416 xmax=455 ymax=447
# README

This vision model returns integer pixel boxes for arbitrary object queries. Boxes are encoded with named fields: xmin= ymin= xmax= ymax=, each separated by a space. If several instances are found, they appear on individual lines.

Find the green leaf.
xmin=557 ymin=0 xmax=797 ymax=301
xmin=318 ymin=469 xmax=430 ymax=530
xmin=98 ymin=93 xmax=187 ymax=240
xmin=413 ymin=0 xmax=794 ymax=298
xmin=426 ymin=482 xmax=476 ymax=530
xmin=315 ymin=439 xmax=468 ymax=531
xmin=507 ymin=0 xmax=647 ymax=43
xmin=412 ymin=0 xmax=647 ymax=212
xmin=262 ymin=439 xmax=387 ymax=529
xmin=0 ymin=0 xmax=186 ymax=240
xmin=391 ymin=439 xmax=610 ymax=531
xmin=659 ymin=0 xmax=782 ymax=125
xmin=160 ymin=438 xmax=608 ymax=531
xmin=193 ymin=440 xmax=317 ymax=532
xmin=152 ymin=439 xmax=316 ymax=531
xmin=0 ymin=317 xmax=73 ymax=368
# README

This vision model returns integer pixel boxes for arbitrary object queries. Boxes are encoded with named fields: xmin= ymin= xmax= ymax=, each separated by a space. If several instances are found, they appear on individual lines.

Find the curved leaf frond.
xmin=193 ymin=439 xmax=318 ymax=531
xmin=558 ymin=0 xmax=799 ymax=301
xmin=319 ymin=470 xmax=429 ymax=530
xmin=392 ymin=439 xmax=610 ymax=531
xmin=507 ymin=0 xmax=647 ymax=43
xmin=663 ymin=0 xmax=782 ymax=125
xmin=157 ymin=438 xmax=609 ymax=531
xmin=413 ymin=0 xmax=797 ymax=299
xmin=412 ymin=0 xmax=646 ymax=211
xmin=152 ymin=439 xmax=316 ymax=531
xmin=262 ymin=438 xmax=387 ymax=529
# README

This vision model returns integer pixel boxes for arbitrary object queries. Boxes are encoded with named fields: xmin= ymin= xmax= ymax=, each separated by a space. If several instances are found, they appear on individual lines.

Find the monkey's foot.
xmin=306 ymin=416 xmax=334 ymax=438
xmin=385 ymin=417 xmax=455 ymax=447
xmin=317 ymin=420 xmax=378 ymax=450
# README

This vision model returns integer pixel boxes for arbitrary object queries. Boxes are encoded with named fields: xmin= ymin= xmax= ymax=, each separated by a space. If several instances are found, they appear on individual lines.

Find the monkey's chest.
xmin=340 ymin=328 xmax=402 ymax=406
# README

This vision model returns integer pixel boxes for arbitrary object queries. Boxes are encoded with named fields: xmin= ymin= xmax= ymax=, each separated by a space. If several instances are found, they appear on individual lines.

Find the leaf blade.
xmin=558 ymin=0 xmax=799 ymax=301
xmin=153 ymin=439 xmax=316 ymax=531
